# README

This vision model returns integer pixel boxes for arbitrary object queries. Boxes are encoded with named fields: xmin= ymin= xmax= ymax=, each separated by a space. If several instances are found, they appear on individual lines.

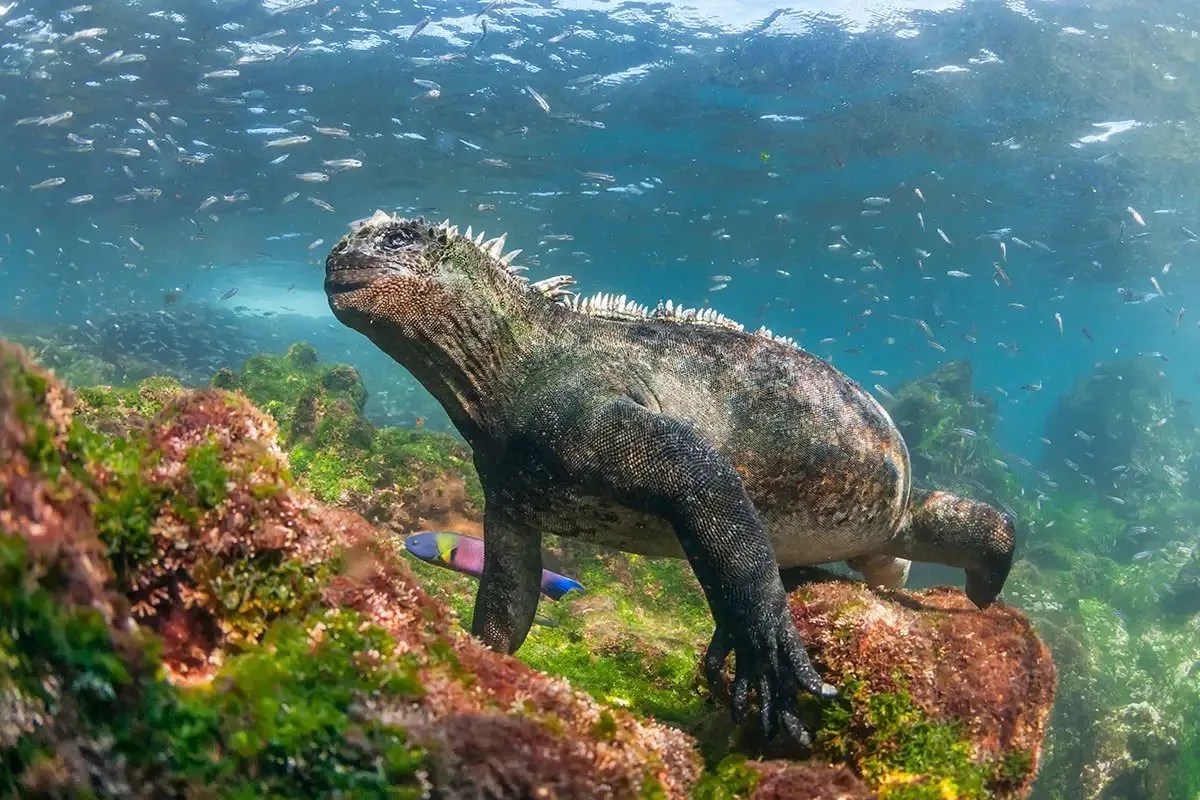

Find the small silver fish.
xmin=408 ymin=15 xmax=431 ymax=41
xmin=265 ymin=134 xmax=311 ymax=147
xmin=525 ymin=84 xmax=551 ymax=113
xmin=313 ymin=125 xmax=350 ymax=137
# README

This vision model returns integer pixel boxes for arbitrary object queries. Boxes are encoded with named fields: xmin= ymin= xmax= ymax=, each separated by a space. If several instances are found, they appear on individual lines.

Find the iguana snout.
xmin=325 ymin=212 xmax=439 ymax=306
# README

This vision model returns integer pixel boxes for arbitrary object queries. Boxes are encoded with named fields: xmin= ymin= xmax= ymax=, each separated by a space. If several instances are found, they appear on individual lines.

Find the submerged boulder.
xmin=0 ymin=339 xmax=1058 ymax=798
xmin=0 ymin=340 xmax=698 ymax=798
xmin=705 ymin=576 xmax=1056 ymax=799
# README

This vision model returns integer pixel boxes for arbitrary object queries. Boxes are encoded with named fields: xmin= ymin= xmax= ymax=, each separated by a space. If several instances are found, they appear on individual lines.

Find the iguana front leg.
xmin=554 ymin=395 xmax=836 ymax=740
xmin=471 ymin=503 xmax=543 ymax=654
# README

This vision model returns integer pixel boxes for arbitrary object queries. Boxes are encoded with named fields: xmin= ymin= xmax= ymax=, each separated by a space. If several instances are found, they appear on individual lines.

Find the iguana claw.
xmin=703 ymin=600 xmax=836 ymax=743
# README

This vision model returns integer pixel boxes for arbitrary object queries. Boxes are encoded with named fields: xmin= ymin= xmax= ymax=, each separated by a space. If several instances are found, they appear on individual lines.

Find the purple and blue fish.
xmin=404 ymin=531 xmax=584 ymax=600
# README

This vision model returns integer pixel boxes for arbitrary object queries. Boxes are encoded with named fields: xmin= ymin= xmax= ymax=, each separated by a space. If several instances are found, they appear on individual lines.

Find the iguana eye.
xmin=380 ymin=226 xmax=418 ymax=250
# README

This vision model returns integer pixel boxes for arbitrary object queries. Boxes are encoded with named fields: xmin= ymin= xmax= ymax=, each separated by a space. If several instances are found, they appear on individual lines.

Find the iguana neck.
xmin=376 ymin=289 xmax=547 ymax=443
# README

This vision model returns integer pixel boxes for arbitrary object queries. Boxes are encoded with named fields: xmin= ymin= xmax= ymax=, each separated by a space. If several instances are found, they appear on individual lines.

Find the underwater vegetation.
xmin=0 ymin=338 xmax=1060 ymax=798
xmin=210 ymin=341 xmax=484 ymax=523
xmin=883 ymin=357 xmax=1200 ymax=799
xmin=885 ymin=359 xmax=1018 ymax=512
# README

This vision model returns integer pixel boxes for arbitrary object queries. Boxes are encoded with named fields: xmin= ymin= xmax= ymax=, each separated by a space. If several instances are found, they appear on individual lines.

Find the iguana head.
xmin=325 ymin=210 xmax=529 ymax=335
xmin=324 ymin=211 xmax=539 ymax=435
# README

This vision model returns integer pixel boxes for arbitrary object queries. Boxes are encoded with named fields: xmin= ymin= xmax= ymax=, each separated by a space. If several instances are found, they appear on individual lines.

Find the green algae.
xmin=812 ymin=677 xmax=1016 ymax=799
xmin=185 ymin=438 xmax=229 ymax=510
xmin=212 ymin=342 xmax=482 ymax=508
xmin=0 ymin=531 xmax=183 ymax=795
xmin=176 ymin=609 xmax=426 ymax=799
xmin=519 ymin=554 xmax=712 ymax=727
xmin=690 ymin=755 xmax=762 ymax=799
xmin=403 ymin=541 xmax=715 ymax=729
xmin=74 ymin=375 xmax=185 ymax=434
xmin=0 ymin=530 xmax=428 ymax=798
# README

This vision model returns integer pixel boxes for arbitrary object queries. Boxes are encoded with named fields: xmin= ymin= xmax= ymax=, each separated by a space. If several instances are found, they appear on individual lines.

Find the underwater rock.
xmin=721 ymin=576 xmax=1056 ymax=799
xmin=1080 ymin=702 xmax=1180 ymax=800
xmin=0 ymin=339 xmax=700 ymax=798
xmin=212 ymin=342 xmax=484 ymax=531
xmin=1043 ymin=359 xmax=1197 ymax=502
xmin=1162 ymin=547 xmax=1200 ymax=616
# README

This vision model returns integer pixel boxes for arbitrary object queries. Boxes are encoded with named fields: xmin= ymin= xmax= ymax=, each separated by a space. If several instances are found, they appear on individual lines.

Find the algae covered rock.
xmin=1042 ymin=359 xmax=1198 ymax=506
xmin=213 ymin=341 xmax=484 ymax=530
xmin=1080 ymin=702 xmax=1180 ymax=800
xmin=0 ymin=339 xmax=700 ymax=798
xmin=1019 ymin=593 xmax=1200 ymax=800
xmin=725 ymin=577 xmax=1056 ymax=799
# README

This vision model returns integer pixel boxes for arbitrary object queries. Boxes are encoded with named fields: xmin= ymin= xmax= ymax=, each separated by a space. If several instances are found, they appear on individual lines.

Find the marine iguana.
xmin=323 ymin=211 xmax=1016 ymax=742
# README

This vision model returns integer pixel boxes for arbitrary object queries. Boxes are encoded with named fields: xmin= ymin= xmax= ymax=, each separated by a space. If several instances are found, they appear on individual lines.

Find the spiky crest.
xmin=347 ymin=211 xmax=801 ymax=349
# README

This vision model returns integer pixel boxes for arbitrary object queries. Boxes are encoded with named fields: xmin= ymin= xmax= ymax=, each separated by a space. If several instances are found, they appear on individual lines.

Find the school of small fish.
xmin=0 ymin=1 xmax=1196 ymax=571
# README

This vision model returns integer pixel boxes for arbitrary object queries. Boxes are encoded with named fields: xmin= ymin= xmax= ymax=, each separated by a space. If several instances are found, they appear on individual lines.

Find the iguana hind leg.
xmin=847 ymin=553 xmax=912 ymax=589
xmin=883 ymin=489 xmax=1015 ymax=608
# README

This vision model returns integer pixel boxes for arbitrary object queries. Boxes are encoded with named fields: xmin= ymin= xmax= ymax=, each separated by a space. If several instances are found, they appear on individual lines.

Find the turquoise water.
xmin=2 ymin=1 xmax=1199 ymax=794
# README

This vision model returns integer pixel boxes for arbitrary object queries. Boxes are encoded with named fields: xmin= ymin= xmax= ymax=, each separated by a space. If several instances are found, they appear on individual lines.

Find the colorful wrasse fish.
xmin=404 ymin=531 xmax=584 ymax=600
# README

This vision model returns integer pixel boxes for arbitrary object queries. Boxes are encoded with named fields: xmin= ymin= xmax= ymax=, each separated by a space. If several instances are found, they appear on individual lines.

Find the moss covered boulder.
xmin=212 ymin=342 xmax=483 ymax=532
xmin=708 ymin=576 xmax=1056 ymax=799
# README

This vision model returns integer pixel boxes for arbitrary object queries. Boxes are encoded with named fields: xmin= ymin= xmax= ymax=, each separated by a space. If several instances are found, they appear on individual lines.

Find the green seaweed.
xmin=79 ymin=428 xmax=164 ymax=585
xmin=813 ymin=677 xmax=1009 ymax=799
xmin=211 ymin=343 xmax=481 ymax=509
xmin=690 ymin=755 xmax=761 ymax=799
xmin=0 ymin=532 xmax=185 ymax=795
xmin=1 ymin=530 xmax=429 ymax=798
xmin=186 ymin=437 xmax=229 ymax=510
xmin=176 ymin=610 xmax=426 ymax=798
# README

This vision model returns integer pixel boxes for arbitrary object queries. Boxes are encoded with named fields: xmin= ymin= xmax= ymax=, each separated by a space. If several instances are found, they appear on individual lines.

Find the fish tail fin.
xmin=541 ymin=573 xmax=584 ymax=601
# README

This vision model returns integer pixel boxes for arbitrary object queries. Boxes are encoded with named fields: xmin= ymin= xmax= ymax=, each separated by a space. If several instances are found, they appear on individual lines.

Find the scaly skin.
xmin=324 ymin=211 xmax=1016 ymax=741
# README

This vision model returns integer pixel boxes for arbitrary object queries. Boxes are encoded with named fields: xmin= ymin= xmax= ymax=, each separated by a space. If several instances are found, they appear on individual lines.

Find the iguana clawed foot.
xmin=703 ymin=592 xmax=837 ymax=744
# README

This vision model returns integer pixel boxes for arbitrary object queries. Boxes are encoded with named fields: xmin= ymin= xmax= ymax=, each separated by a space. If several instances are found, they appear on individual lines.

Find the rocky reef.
xmin=0 ymin=340 xmax=1058 ymax=798
xmin=880 ymin=357 xmax=1200 ymax=799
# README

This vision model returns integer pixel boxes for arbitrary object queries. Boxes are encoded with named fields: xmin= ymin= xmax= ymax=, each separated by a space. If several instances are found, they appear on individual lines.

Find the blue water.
xmin=2 ymin=0 xmax=1199 ymax=792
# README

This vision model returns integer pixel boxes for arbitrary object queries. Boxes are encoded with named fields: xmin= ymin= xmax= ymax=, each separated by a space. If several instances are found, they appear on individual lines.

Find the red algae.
xmin=748 ymin=760 xmax=875 ymax=800
xmin=786 ymin=578 xmax=1057 ymax=798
